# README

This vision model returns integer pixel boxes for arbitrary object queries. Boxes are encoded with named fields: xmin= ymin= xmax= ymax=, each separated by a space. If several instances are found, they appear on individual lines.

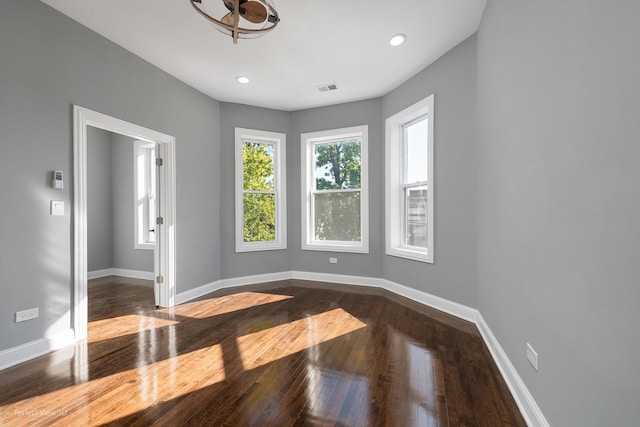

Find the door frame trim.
xmin=73 ymin=105 xmax=176 ymax=341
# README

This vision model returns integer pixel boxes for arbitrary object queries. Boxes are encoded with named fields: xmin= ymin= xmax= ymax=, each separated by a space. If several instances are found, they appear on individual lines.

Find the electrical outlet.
xmin=526 ymin=342 xmax=538 ymax=371
xmin=15 ymin=308 xmax=39 ymax=323
xmin=329 ymin=257 xmax=338 ymax=264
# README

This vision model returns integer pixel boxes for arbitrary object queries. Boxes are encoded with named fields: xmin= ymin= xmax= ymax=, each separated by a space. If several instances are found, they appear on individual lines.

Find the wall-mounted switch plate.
xmin=51 ymin=200 xmax=64 ymax=216
xmin=526 ymin=342 xmax=539 ymax=371
xmin=15 ymin=307 xmax=39 ymax=323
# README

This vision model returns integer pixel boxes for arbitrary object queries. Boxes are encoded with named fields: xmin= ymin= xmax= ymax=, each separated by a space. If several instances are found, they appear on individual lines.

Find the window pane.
xmin=405 ymin=186 xmax=428 ymax=248
xmin=243 ymin=193 xmax=276 ymax=242
xmin=314 ymin=192 xmax=361 ymax=241
xmin=405 ymin=118 xmax=428 ymax=184
xmin=243 ymin=142 xmax=274 ymax=191
xmin=136 ymin=150 xmax=147 ymax=198
xmin=314 ymin=139 xmax=361 ymax=190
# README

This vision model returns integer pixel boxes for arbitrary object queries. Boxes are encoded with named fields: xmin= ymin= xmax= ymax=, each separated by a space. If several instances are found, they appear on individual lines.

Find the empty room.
xmin=0 ymin=0 xmax=638 ymax=426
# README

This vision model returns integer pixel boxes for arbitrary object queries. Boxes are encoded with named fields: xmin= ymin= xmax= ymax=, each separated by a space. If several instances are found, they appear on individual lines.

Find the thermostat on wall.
xmin=53 ymin=170 xmax=63 ymax=190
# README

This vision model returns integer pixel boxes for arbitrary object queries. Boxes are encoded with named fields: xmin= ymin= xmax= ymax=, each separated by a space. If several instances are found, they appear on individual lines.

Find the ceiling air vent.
xmin=318 ymin=83 xmax=339 ymax=93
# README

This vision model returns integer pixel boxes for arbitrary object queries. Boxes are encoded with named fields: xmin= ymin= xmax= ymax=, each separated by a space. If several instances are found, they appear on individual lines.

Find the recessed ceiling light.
xmin=236 ymin=76 xmax=250 ymax=84
xmin=389 ymin=34 xmax=407 ymax=47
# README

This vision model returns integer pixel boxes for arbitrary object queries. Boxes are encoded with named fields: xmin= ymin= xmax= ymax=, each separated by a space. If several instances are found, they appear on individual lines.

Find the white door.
xmin=153 ymin=143 xmax=162 ymax=307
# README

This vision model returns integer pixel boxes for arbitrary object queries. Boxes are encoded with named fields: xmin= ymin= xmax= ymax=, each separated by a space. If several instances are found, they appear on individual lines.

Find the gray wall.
xmin=0 ymin=0 xmax=220 ymax=351
xmin=289 ymin=98 xmax=384 ymax=278
xmin=87 ymin=127 xmax=114 ymax=271
xmin=219 ymin=103 xmax=291 ymax=278
xmin=476 ymin=1 xmax=640 ymax=425
xmin=382 ymin=34 xmax=478 ymax=308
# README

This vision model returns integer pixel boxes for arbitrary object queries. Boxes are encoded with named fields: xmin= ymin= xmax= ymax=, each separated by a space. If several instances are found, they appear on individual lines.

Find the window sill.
xmin=236 ymin=242 xmax=287 ymax=253
xmin=135 ymin=243 xmax=155 ymax=251
xmin=386 ymin=247 xmax=433 ymax=263
xmin=302 ymin=241 xmax=369 ymax=254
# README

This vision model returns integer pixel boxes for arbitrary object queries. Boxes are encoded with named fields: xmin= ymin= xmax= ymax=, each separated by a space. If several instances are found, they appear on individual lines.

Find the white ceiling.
xmin=40 ymin=0 xmax=486 ymax=111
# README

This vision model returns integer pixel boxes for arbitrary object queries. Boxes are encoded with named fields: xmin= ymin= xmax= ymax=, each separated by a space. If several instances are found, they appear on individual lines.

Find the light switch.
xmin=51 ymin=200 xmax=64 ymax=216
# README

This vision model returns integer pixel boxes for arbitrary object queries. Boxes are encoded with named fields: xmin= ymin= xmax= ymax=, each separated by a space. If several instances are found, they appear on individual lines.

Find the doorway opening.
xmin=73 ymin=106 xmax=176 ymax=341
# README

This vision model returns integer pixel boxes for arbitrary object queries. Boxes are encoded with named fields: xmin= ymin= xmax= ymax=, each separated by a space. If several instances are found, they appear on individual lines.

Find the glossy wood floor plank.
xmin=0 ymin=277 xmax=526 ymax=426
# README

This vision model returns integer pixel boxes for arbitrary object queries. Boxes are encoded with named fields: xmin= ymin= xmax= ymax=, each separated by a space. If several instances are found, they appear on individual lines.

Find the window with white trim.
xmin=235 ymin=128 xmax=287 ymax=252
xmin=134 ymin=140 xmax=156 ymax=250
xmin=385 ymin=95 xmax=434 ymax=263
xmin=301 ymin=125 xmax=369 ymax=253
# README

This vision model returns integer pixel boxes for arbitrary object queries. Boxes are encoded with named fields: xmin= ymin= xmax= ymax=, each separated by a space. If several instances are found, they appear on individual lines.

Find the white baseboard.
xmin=291 ymin=270 xmax=385 ymax=288
xmin=476 ymin=313 xmax=550 ymax=427
xmin=88 ymin=268 xmax=154 ymax=281
xmin=380 ymin=278 xmax=478 ymax=323
xmin=175 ymin=280 xmax=222 ymax=305
xmin=174 ymin=271 xmax=292 ymax=305
xmin=87 ymin=269 xmax=113 ymax=280
xmin=221 ymin=271 xmax=293 ymax=289
xmin=0 ymin=329 xmax=75 ymax=371
xmin=290 ymin=271 xmax=477 ymax=323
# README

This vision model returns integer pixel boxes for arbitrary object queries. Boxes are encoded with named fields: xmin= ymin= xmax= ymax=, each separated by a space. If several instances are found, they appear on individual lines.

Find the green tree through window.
xmin=243 ymin=142 xmax=276 ymax=242
xmin=314 ymin=139 xmax=361 ymax=241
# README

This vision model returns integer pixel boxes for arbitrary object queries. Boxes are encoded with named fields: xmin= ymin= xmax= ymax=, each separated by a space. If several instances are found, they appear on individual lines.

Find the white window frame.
xmin=301 ymin=125 xmax=369 ymax=253
xmin=385 ymin=95 xmax=434 ymax=263
xmin=235 ymin=128 xmax=287 ymax=252
xmin=134 ymin=140 xmax=156 ymax=250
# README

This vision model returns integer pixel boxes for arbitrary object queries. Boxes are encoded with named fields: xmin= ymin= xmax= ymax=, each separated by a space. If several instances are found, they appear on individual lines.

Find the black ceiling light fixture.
xmin=190 ymin=0 xmax=280 ymax=44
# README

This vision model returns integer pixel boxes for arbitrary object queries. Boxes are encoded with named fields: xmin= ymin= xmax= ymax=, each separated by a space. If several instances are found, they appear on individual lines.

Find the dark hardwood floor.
xmin=0 ymin=277 xmax=526 ymax=426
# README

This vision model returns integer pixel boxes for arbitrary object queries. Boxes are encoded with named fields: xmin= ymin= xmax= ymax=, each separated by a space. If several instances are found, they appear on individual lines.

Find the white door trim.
xmin=73 ymin=105 xmax=176 ymax=341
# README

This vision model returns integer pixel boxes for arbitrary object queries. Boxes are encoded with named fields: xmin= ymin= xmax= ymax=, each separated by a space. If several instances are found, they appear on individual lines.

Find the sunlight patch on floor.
xmin=236 ymin=308 xmax=367 ymax=370
xmin=1 ymin=344 xmax=225 ymax=426
xmin=167 ymin=291 xmax=293 ymax=320
xmin=88 ymin=314 xmax=179 ymax=343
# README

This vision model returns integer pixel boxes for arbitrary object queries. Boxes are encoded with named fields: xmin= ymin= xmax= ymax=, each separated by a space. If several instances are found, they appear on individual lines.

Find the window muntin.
xmin=302 ymin=126 xmax=369 ymax=253
xmin=235 ymin=128 xmax=286 ymax=252
xmin=134 ymin=141 xmax=156 ymax=250
xmin=385 ymin=95 xmax=434 ymax=263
